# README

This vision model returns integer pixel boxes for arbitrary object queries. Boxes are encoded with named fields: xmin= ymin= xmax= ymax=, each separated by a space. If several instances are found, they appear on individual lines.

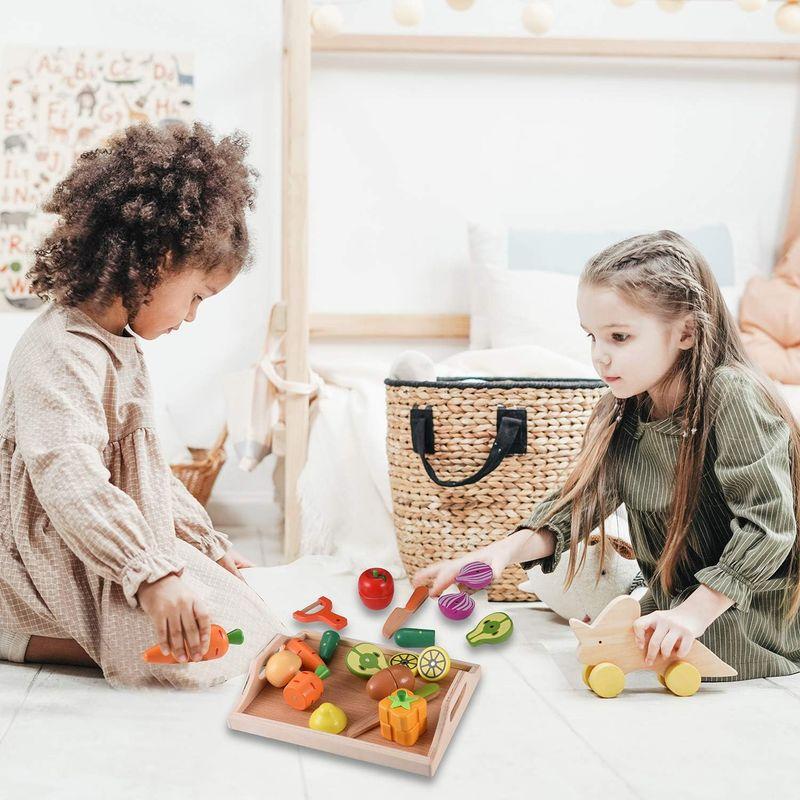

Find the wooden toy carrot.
xmin=286 ymin=637 xmax=331 ymax=679
xmin=142 ymin=625 xmax=244 ymax=664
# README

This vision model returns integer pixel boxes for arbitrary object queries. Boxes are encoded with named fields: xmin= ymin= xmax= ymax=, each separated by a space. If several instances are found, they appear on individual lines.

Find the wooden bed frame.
xmin=273 ymin=0 xmax=800 ymax=559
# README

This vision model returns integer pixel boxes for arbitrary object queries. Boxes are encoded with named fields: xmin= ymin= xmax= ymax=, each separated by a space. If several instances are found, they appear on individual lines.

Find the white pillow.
xmin=485 ymin=267 xmax=594 ymax=371
xmin=468 ymin=221 xmax=744 ymax=349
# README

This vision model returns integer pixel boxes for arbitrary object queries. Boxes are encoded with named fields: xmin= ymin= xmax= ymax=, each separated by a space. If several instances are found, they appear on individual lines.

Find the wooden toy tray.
xmin=227 ymin=630 xmax=481 ymax=777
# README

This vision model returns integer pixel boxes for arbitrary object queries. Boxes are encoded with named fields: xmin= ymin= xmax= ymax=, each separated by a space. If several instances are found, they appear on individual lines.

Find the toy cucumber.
xmin=345 ymin=643 xmax=389 ymax=678
xmin=319 ymin=630 xmax=341 ymax=663
xmin=465 ymin=612 xmax=513 ymax=646
xmin=393 ymin=628 xmax=435 ymax=648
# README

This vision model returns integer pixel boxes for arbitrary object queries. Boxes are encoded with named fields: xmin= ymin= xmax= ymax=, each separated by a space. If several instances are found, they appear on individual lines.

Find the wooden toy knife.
xmin=381 ymin=585 xmax=429 ymax=639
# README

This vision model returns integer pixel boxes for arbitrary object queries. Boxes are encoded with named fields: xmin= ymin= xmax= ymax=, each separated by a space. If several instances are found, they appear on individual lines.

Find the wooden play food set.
xmin=319 ymin=630 xmax=340 ymax=662
xmin=382 ymin=585 xmax=429 ymax=638
xmin=465 ymin=612 xmax=514 ymax=646
xmin=309 ymin=702 xmax=348 ymax=734
xmin=292 ymin=596 xmax=348 ymax=630
xmin=393 ymin=627 xmax=435 ymax=647
xmin=438 ymin=561 xmax=495 ymax=621
xmin=142 ymin=625 xmax=244 ymax=663
xmin=227 ymin=630 xmax=481 ymax=777
xmin=358 ymin=567 xmax=395 ymax=610
xmin=389 ymin=652 xmax=419 ymax=672
xmin=417 ymin=646 xmax=451 ymax=681
xmin=261 ymin=648 xmax=302 ymax=687
xmin=366 ymin=664 xmax=415 ymax=700
xmin=569 ymin=595 xmax=737 ymax=698
xmin=345 ymin=642 xmax=389 ymax=677
xmin=379 ymin=688 xmax=427 ymax=747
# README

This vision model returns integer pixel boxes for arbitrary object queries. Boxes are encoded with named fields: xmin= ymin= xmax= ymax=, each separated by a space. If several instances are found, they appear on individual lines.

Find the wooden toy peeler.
xmin=292 ymin=596 xmax=348 ymax=630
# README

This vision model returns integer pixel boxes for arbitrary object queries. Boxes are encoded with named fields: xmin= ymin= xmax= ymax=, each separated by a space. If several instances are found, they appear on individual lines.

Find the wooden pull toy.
xmin=569 ymin=595 xmax=737 ymax=698
xmin=292 ymin=596 xmax=348 ymax=630
xmin=142 ymin=625 xmax=243 ymax=664
xmin=382 ymin=585 xmax=429 ymax=639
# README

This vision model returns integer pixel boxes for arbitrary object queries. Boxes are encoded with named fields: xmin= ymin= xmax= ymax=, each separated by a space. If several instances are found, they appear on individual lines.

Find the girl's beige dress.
xmin=0 ymin=304 xmax=284 ymax=688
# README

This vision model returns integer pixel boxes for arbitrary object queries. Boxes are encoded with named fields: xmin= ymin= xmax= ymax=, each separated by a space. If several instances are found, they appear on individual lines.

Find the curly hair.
xmin=29 ymin=121 xmax=258 ymax=315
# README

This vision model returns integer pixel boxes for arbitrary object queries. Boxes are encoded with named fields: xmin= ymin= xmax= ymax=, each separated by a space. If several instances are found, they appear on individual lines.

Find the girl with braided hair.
xmin=416 ymin=230 xmax=800 ymax=681
xmin=0 ymin=122 xmax=283 ymax=687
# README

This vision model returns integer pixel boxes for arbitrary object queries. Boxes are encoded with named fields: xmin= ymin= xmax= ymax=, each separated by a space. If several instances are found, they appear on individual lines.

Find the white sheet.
xmin=296 ymin=346 xmax=597 ymax=577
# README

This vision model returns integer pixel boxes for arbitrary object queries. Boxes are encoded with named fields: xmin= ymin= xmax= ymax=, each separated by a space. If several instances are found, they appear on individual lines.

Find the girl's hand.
xmin=633 ymin=606 xmax=709 ymax=666
xmin=216 ymin=548 xmax=254 ymax=581
xmin=136 ymin=573 xmax=211 ymax=663
xmin=412 ymin=538 xmax=518 ymax=597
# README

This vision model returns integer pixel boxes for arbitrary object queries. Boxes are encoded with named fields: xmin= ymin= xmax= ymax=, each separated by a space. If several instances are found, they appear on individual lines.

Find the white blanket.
xmin=296 ymin=345 xmax=598 ymax=576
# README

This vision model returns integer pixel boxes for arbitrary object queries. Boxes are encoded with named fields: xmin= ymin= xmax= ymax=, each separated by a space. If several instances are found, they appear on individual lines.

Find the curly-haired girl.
xmin=0 ymin=122 xmax=283 ymax=688
xmin=417 ymin=230 xmax=800 ymax=684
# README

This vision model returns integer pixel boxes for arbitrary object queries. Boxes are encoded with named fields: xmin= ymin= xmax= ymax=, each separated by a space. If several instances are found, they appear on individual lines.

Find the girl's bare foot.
xmin=24 ymin=636 xmax=98 ymax=668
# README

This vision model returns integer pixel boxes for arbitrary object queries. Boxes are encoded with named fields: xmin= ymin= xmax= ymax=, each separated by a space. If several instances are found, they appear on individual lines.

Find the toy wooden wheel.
xmin=587 ymin=662 xmax=625 ymax=698
xmin=664 ymin=661 xmax=701 ymax=697
xmin=582 ymin=664 xmax=595 ymax=688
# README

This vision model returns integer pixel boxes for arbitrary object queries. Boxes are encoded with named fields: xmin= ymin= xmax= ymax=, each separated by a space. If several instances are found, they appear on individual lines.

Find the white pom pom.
xmin=447 ymin=0 xmax=475 ymax=9
xmin=393 ymin=0 xmax=424 ymax=26
xmin=311 ymin=5 xmax=344 ymax=37
xmin=389 ymin=351 xmax=437 ymax=382
xmin=777 ymin=2 xmax=800 ymax=33
xmin=657 ymin=0 xmax=685 ymax=12
xmin=521 ymin=1 xmax=555 ymax=35
xmin=736 ymin=0 xmax=767 ymax=11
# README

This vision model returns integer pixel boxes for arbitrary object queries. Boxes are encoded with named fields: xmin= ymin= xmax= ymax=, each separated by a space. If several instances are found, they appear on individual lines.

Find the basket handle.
xmin=410 ymin=407 xmax=526 ymax=488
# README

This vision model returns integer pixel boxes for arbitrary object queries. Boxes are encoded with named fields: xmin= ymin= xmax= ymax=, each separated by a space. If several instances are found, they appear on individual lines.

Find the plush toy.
xmin=389 ymin=351 xmax=437 ymax=382
xmin=518 ymin=533 xmax=644 ymax=623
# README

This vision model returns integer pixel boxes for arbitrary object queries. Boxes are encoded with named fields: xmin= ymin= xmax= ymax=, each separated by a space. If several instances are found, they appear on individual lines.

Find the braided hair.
xmin=535 ymin=230 xmax=800 ymax=618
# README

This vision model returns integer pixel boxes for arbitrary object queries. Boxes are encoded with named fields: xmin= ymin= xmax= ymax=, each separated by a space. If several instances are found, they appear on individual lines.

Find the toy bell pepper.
xmin=358 ymin=567 xmax=395 ymax=610
xmin=378 ymin=688 xmax=427 ymax=747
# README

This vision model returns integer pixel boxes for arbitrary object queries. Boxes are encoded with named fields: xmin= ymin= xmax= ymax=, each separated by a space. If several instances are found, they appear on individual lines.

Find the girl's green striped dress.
xmin=517 ymin=366 xmax=800 ymax=681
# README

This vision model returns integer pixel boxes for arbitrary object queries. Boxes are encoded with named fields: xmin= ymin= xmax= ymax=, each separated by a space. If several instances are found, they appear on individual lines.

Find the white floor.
xmin=2 ymin=526 xmax=800 ymax=799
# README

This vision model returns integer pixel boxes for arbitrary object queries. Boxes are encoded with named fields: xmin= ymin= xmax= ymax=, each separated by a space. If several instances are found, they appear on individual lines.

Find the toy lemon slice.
xmin=345 ymin=643 xmax=389 ymax=678
xmin=417 ymin=646 xmax=451 ymax=681
xmin=389 ymin=652 xmax=419 ymax=674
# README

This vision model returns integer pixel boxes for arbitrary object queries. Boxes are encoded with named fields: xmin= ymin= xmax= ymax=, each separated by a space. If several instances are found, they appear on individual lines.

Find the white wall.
xmin=2 ymin=0 xmax=799 ymax=510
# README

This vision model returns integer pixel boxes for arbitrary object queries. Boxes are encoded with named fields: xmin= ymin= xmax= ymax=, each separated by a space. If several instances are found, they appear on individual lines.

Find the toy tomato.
xmin=358 ymin=567 xmax=395 ymax=610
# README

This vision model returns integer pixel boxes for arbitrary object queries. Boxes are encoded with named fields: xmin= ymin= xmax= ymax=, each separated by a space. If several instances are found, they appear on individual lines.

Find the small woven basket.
xmin=170 ymin=426 xmax=228 ymax=507
xmin=385 ymin=377 xmax=606 ymax=602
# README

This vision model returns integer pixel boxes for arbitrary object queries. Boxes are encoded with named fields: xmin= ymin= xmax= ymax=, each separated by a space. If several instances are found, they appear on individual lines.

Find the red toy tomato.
xmin=358 ymin=567 xmax=395 ymax=610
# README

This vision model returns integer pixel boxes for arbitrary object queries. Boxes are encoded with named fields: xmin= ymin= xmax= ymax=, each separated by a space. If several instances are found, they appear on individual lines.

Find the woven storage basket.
xmin=385 ymin=377 xmax=606 ymax=602
xmin=170 ymin=426 xmax=228 ymax=507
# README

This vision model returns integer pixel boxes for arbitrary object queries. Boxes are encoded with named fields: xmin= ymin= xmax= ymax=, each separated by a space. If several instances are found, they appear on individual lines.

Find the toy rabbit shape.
xmin=569 ymin=595 xmax=737 ymax=698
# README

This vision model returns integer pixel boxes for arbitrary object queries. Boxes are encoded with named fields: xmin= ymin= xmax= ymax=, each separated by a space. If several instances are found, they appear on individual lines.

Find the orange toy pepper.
xmin=286 ymin=637 xmax=331 ymax=679
xmin=378 ymin=689 xmax=427 ymax=747
xmin=142 ymin=625 xmax=244 ymax=664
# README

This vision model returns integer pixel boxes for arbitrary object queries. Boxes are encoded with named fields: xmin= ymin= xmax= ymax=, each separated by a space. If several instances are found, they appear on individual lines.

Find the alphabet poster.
xmin=0 ymin=46 xmax=195 ymax=310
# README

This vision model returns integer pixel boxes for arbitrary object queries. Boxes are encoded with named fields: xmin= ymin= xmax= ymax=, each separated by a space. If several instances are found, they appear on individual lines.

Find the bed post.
xmin=281 ymin=0 xmax=311 ymax=561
